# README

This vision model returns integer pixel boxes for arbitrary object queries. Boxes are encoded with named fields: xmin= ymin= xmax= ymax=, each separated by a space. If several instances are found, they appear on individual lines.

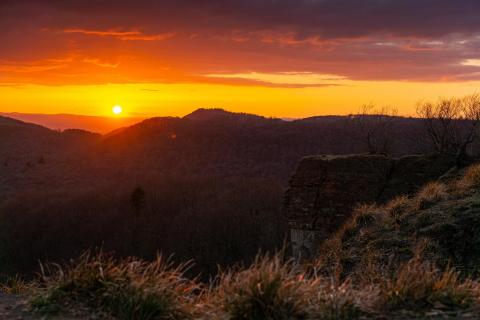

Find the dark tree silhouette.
xmin=350 ymin=104 xmax=398 ymax=155
xmin=130 ymin=187 xmax=146 ymax=213
xmin=417 ymin=94 xmax=480 ymax=160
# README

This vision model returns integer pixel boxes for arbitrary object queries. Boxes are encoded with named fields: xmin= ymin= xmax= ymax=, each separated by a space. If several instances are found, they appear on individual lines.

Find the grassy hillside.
xmin=317 ymin=164 xmax=480 ymax=281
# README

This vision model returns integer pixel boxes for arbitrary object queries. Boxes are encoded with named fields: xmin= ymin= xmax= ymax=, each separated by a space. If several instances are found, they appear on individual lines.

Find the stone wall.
xmin=284 ymin=153 xmax=457 ymax=259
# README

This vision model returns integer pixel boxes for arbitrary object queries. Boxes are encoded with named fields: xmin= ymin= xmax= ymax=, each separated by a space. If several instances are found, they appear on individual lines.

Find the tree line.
xmin=351 ymin=94 xmax=480 ymax=162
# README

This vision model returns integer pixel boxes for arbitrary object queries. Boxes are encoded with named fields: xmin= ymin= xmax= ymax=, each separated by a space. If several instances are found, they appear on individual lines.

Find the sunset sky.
xmin=2 ymin=0 xmax=480 ymax=118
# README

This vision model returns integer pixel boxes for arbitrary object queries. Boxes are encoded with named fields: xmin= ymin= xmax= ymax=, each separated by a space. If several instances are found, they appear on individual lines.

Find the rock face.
xmin=284 ymin=154 xmax=457 ymax=259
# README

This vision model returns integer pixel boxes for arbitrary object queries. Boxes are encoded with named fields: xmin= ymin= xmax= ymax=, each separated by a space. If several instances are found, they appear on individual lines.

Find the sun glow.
xmin=112 ymin=105 xmax=123 ymax=115
xmin=2 ymin=82 xmax=480 ymax=119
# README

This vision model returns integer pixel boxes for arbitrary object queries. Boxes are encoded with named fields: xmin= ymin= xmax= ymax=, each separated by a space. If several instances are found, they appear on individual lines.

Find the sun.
xmin=112 ymin=105 xmax=123 ymax=115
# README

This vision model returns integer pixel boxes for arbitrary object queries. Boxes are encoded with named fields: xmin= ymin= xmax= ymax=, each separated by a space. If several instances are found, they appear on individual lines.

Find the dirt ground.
xmin=0 ymin=294 xmax=105 ymax=320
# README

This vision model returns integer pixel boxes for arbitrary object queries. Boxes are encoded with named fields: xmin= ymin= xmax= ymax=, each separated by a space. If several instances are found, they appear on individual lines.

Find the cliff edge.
xmin=284 ymin=153 xmax=458 ymax=258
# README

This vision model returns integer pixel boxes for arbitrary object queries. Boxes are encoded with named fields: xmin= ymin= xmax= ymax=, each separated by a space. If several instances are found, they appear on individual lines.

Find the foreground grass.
xmin=380 ymin=258 xmax=480 ymax=317
xmin=212 ymin=255 xmax=312 ymax=319
xmin=30 ymin=252 xmax=197 ymax=319
xmin=23 ymin=252 xmax=480 ymax=319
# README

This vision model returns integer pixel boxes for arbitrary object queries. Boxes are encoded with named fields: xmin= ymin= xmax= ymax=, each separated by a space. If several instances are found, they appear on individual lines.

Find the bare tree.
xmin=416 ymin=94 xmax=480 ymax=160
xmin=350 ymin=104 xmax=398 ymax=155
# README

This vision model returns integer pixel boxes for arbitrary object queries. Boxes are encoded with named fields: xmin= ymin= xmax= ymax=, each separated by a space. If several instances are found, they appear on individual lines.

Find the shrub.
xmin=30 ymin=251 xmax=197 ymax=319
xmin=413 ymin=182 xmax=448 ymax=210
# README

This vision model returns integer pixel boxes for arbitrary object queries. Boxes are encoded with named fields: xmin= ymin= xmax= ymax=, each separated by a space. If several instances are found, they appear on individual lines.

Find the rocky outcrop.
xmin=284 ymin=153 xmax=457 ymax=259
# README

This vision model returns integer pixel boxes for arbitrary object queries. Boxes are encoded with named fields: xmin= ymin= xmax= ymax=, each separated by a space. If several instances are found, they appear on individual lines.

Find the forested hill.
xmin=1 ymin=109 xmax=430 ymax=195
xmin=0 ymin=109 xmax=433 ymax=275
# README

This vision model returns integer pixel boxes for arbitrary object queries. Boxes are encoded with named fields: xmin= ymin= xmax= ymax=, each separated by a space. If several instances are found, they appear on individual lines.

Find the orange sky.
xmin=2 ymin=81 xmax=480 ymax=119
xmin=1 ymin=1 xmax=480 ymax=119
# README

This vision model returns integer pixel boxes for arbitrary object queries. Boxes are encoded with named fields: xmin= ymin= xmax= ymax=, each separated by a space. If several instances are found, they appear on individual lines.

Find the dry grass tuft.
xmin=455 ymin=164 xmax=480 ymax=192
xmin=316 ymin=204 xmax=387 ymax=281
xmin=413 ymin=182 xmax=449 ymax=210
xmin=30 ymin=251 xmax=197 ymax=319
xmin=315 ymin=236 xmax=344 ymax=280
xmin=0 ymin=275 xmax=32 ymax=295
xmin=210 ymin=254 xmax=372 ymax=319
xmin=340 ymin=204 xmax=382 ymax=244
xmin=212 ymin=254 xmax=311 ymax=320
xmin=384 ymin=195 xmax=410 ymax=224
xmin=379 ymin=258 xmax=480 ymax=314
xmin=351 ymin=204 xmax=381 ymax=229
xmin=309 ymin=279 xmax=373 ymax=320
xmin=23 ymin=250 xmax=480 ymax=319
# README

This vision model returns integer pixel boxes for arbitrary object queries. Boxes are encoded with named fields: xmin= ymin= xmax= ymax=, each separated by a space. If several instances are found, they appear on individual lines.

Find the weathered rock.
xmin=379 ymin=154 xmax=458 ymax=201
xmin=284 ymin=153 xmax=457 ymax=259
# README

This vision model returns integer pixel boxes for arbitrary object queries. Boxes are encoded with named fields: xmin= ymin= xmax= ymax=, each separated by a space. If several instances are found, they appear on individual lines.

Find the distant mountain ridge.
xmin=0 ymin=115 xmax=49 ymax=129
xmin=0 ymin=112 xmax=143 ymax=134
xmin=0 ymin=107 xmax=431 ymax=198
xmin=1 ymin=108 xmax=424 ymax=135
xmin=184 ymin=108 xmax=271 ymax=122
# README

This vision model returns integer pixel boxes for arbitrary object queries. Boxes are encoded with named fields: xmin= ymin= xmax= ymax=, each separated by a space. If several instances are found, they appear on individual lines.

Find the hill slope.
xmin=319 ymin=164 xmax=480 ymax=279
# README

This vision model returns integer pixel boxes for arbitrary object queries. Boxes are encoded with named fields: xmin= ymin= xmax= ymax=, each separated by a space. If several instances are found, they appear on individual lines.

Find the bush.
xmin=30 ymin=251 xmax=197 ymax=319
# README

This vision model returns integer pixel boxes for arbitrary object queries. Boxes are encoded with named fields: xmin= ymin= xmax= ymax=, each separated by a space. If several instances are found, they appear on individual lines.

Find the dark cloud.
xmin=1 ymin=1 xmax=480 ymax=84
xmin=7 ymin=0 xmax=478 ymax=38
